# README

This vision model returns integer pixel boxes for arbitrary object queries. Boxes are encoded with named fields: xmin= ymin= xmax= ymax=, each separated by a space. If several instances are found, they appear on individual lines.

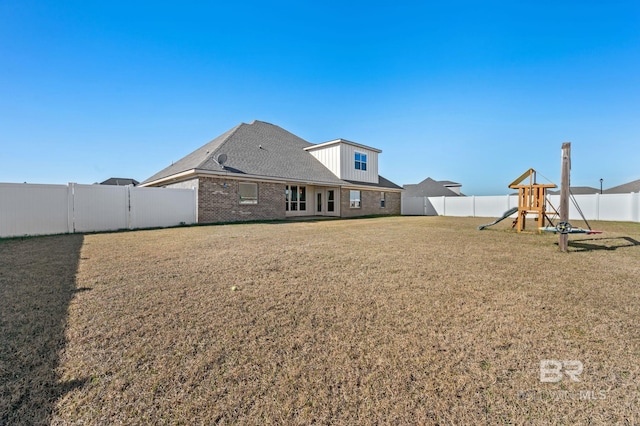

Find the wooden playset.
xmin=478 ymin=143 xmax=601 ymax=251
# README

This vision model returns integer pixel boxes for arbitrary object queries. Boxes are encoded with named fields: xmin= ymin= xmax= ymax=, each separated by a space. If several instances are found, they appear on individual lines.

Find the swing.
xmin=540 ymin=191 xmax=602 ymax=235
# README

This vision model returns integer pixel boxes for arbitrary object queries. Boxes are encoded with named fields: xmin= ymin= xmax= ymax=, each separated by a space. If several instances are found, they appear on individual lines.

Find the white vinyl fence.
xmin=0 ymin=183 xmax=197 ymax=238
xmin=402 ymin=193 xmax=640 ymax=223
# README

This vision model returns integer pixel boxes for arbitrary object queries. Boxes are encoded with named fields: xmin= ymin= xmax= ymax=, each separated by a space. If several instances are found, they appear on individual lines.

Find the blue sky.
xmin=1 ymin=1 xmax=638 ymax=195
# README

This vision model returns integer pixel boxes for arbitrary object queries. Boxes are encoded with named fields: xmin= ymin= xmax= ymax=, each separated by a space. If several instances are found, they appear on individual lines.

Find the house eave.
xmin=143 ymin=169 xmax=347 ymax=188
xmin=139 ymin=169 xmax=198 ymax=187
xmin=304 ymin=139 xmax=382 ymax=154
xmin=142 ymin=168 xmax=402 ymax=191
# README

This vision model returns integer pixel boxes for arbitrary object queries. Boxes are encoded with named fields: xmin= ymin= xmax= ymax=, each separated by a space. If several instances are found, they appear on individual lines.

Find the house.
xmin=605 ymin=179 xmax=640 ymax=194
xmin=140 ymin=120 xmax=402 ymax=223
xmin=437 ymin=180 xmax=463 ymax=195
xmin=403 ymin=177 xmax=464 ymax=197
xmin=548 ymin=186 xmax=600 ymax=195
xmin=100 ymin=177 xmax=139 ymax=186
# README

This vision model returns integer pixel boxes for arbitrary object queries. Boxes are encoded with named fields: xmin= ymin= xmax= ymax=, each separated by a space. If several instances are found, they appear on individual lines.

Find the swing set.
xmin=479 ymin=149 xmax=602 ymax=237
xmin=478 ymin=143 xmax=602 ymax=251
xmin=507 ymin=168 xmax=557 ymax=233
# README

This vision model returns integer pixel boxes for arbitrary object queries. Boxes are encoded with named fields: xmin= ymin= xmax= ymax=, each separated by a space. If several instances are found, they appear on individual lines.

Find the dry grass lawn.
xmin=2 ymin=216 xmax=639 ymax=424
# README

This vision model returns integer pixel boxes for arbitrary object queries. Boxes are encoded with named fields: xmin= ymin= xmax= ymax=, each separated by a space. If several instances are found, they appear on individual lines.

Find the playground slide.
xmin=477 ymin=207 xmax=519 ymax=230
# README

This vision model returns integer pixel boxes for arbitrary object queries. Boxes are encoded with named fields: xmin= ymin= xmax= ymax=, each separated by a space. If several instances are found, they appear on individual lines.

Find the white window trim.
xmin=354 ymin=152 xmax=367 ymax=171
xmin=350 ymin=190 xmax=361 ymax=209
xmin=285 ymin=185 xmax=307 ymax=211
xmin=238 ymin=182 xmax=258 ymax=204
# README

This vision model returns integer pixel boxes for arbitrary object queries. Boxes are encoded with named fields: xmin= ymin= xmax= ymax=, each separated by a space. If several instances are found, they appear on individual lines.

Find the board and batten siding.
xmin=307 ymin=140 xmax=379 ymax=184
xmin=308 ymin=144 xmax=341 ymax=178
xmin=339 ymin=143 xmax=379 ymax=184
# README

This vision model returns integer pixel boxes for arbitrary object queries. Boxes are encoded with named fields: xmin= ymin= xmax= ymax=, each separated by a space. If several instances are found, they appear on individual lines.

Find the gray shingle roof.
xmin=403 ymin=177 xmax=462 ymax=197
xmin=142 ymin=120 xmax=401 ymax=189
xmin=142 ymin=124 xmax=242 ymax=184
xmin=548 ymin=186 xmax=600 ymax=195
xmin=343 ymin=176 xmax=403 ymax=190
xmin=438 ymin=180 xmax=461 ymax=187
xmin=604 ymin=179 xmax=640 ymax=194
xmin=100 ymin=177 xmax=139 ymax=186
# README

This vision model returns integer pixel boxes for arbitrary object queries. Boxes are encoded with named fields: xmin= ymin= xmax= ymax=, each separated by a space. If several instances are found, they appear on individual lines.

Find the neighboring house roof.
xmin=142 ymin=120 xmax=401 ymax=189
xmin=403 ymin=177 xmax=463 ymax=197
xmin=604 ymin=179 xmax=640 ymax=194
xmin=548 ymin=186 xmax=600 ymax=195
xmin=100 ymin=178 xmax=139 ymax=186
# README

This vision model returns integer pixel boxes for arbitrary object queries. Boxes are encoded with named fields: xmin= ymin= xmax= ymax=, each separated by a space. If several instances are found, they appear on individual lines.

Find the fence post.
xmin=442 ymin=196 xmax=446 ymax=216
xmin=472 ymin=195 xmax=476 ymax=217
xmin=127 ymin=185 xmax=133 ymax=230
xmin=595 ymin=192 xmax=600 ymax=221
xmin=193 ymin=187 xmax=198 ymax=223
xmin=67 ymin=183 xmax=75 ymax=234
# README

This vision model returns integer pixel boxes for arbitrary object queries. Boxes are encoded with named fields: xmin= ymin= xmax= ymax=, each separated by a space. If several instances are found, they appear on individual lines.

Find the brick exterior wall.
xmin=383 ymin=191 xmax=402 ymax=216
xmin=166 ymin=176 xmax=400 ymax=222
xmin=197 ymin=176 xmax=286 ymax=223
xmin=340 ymin=189 xmax=401 ymax=218
xmin=165 ymin=179 xmax=199 ymax=191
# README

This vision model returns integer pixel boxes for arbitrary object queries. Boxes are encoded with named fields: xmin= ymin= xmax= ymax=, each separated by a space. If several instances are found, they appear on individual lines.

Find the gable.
xmin=305 ymin=139 xmax=380 ymax=184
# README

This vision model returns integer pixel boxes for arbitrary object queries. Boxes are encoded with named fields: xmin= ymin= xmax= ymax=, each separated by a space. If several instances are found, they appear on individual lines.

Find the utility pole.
xmin=559 ymin=142 xmax=571 ymax=252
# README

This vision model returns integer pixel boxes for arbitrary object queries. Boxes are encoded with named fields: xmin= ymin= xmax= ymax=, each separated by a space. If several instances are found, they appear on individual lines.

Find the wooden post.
xmin=559 ymin=142 xmax=571 ymax=252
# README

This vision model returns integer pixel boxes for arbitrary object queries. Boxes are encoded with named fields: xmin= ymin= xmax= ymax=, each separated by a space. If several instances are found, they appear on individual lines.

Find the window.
xmin=285 ymin=187 xmax=290 ymax=210
xmin=285 ymin=185 xmax=306 ymax=211
xmin=350 ymin=190 xmax=361 ymax=208
xmin=380 ymin=192 xmax=386 ymax=208
xmin=238 ymin=182 xmax=258 ymax=204
xmin=355 ymin=152 xmax=367 ymax=171
xmin=327 ymin=190 xmax=335 ymax=212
